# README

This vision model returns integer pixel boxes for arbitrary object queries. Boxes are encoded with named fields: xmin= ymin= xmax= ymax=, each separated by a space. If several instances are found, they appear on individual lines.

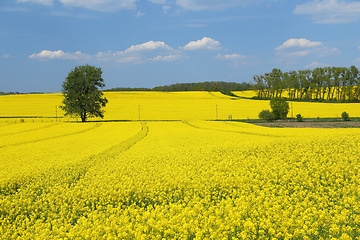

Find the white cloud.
xmin=215 ymin=53 xmax=245 ymax=60
xmin=29 ymin=50 xmax=92 ymax=61
xmin=182 ymin=37 xmax=221 ymax=51
xmin=215 ymin=53 xmax=256 ymax=67
xmin=150 ymin=54 xmax=183 ymax=61
xmin=16 ymin=0 xmax=53 ymax=6
xmin=280 ymin=50 xmax=311 ymax=58
xmin=29 ymin=40 xmax=185 ymax=64
xmin=175 ymin=0 xmax=252 ymax=11
xmin=96 ymin=40 xmax=184 ymax=63
xmin=294 ymin=0 xmax=360 ymax=24
xmin=96 ymin=51 xmax=144 ymax=64
xmin=17 ymin=0 xmax=137 ymax=12
xmin=358 ymin=46 xmax=360 ymax=50
xmin=275 ymin=38 xmax=340 ymax=59
xmin=136 ymin=11 xmax=145 ymax=17
xmin=125 ymin=41 xmax=172 ymax=53
xmin=59 ymin=0 xmax=136 ymax=12
xmin=305 ymin=61 xmax=328 ymax=69
xmin=275 ymin=38 xmax=322 ymax=51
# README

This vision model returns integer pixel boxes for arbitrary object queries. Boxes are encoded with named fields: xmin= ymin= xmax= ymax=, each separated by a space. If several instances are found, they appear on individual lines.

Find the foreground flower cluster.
xmin=1 ymin=121 xmax=360 ymax=239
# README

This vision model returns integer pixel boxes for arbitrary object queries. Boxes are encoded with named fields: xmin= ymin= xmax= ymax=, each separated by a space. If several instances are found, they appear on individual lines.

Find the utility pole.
xmin=216 ymin=104 xmax=218 ymax=120
xmin=55 ymin=105 xmax=58 ymax=122
xmin=138 ymin=105 xmax=140 ymax=121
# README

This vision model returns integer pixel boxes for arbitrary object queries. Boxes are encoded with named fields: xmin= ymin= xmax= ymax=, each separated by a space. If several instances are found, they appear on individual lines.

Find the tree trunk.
xmin=81 ymin=111 xmax=86 ymax=122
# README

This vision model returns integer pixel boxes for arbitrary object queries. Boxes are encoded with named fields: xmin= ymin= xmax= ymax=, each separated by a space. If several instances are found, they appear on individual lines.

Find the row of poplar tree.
xmin=252 ymin=66 xmax=360 ymax=102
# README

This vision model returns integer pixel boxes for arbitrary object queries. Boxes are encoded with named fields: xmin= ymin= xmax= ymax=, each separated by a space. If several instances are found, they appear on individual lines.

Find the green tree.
xmin=270 ymin=98 xmax=289 ymax=120
xmin=60 ymin=65 xmax=108 ymax=122
xmin=341 ymin=111 xmax=350 ymax=121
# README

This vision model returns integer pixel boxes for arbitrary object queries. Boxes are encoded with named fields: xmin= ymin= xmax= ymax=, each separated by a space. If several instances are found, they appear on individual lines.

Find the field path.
xmin=183 ymin=121 xmax=284 ymax=138
xmin=0 ymin=122 xmax=60 ymax=137
xmin=0 ymin=123 xmax=102 ymax=148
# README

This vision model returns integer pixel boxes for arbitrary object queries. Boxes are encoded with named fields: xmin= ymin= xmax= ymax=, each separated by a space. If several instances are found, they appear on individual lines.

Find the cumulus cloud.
xmin=294 ymin=0 xmax=360 ymax=24
xmin=182 ymin=37 xmax=221 ymax=51
xmin=29 ymin=50 xmax=92 ymax=61
xmin=136 ymin=11 xmax=145 ymax=17
xmin=96 ymin=51 xmax=144 ymax=64
xmin=29 ymin=40 xmax=185 ymax=64
xmin=215 ymin=53 xmax=256 ymax=67
xmin=150 ymin=54 xmax=183 ymax=61
xmin=17 ymin=0 xmax=137 ymax=12
xmin=275 ymin=38 xmax=322 ymax=51
xmin=305 ymin=61 xmax=328 ymax=69
xmin=59 ymin=0 xmax=136 ymax=12
xmin=125 ymin=41 xmax=172 ymax=53
xmin=215 ymin=53 xmax=245 ymax=60
xmin=275 ymin=38 xmax=340 ymax=59
xmin=96 ymin=40 xmax=185 ymax=63
xmin=175 ymin=0 xmax=252 ymax=11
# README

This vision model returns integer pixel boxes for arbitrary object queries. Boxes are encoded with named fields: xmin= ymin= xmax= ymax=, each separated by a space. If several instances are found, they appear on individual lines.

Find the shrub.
xmin=341 ymin=111 xmax=350 ymax=121
xmin=259 ymin=110 xmax=274 ymax=121
xmin=270 ymin=98 xmax=289 ymax=120
xmin=296 ymin=114 xmax=303 ymax=122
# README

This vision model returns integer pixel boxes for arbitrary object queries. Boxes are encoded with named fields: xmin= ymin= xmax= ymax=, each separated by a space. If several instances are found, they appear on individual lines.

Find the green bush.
xmin=296 ymin=114 xmax=303 ymax=122
xmin=270 ymin=98 xmax=289 ymax=120
xmin=259 ymin=110 xmax=274 ymax=121
xmin=341 ymin=111 xmax=350 ymax=121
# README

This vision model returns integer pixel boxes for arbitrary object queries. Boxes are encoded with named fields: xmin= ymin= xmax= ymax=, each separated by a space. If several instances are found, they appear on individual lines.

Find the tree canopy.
xmin=270 ymin=98 xmax=289 ymax=120
xmin=105 ymin=81 xmax=252 ymax=95
xmin=60 ymin=65 xmax=108 ymax=122
xmin=253 ymin=66 xmax=360 ymax=102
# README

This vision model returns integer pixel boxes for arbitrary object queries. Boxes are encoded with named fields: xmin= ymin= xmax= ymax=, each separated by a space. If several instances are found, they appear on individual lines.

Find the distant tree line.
xmin=152 ymin=81 xmax=251 ymax=92
xmin=106 ymin=81 xmax=252 ymax=96
xmin=104 ymin=87 xmax=152 ymax=92
xmin=0 ymin=91 xmax=24 ymax=95
xmin=253 ymin=66 xmax=360 ymax=102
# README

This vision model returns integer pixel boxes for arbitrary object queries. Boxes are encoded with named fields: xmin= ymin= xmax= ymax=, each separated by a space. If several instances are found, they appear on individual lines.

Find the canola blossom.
xmin=1 ymin=118 xmax=360 ymax=239
xmin=2 ymin=91 xmax=360 ymax=121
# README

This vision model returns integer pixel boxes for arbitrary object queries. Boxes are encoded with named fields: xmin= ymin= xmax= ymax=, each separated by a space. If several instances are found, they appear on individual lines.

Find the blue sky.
xmin=1 ymin=0 xmax=360 ymax=92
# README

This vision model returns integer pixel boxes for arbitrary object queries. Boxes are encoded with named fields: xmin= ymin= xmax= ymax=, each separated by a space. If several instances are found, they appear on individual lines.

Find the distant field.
xmin=1 ymin=91 xmax=360 ymax=122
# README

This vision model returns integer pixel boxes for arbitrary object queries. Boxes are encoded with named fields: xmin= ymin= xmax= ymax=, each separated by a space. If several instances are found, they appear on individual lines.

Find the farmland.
xmin=2 ymin=91 xmax=360 ymax=122
xmin=1 ymin=92 xmax=360 ymax=239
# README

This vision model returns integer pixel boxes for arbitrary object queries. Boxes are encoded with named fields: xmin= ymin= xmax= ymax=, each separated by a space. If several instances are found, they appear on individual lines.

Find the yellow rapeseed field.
xmin=1 ymin=92 xmax=360 ymax=239
xmin=1 ymin=91 xmax=360 ymax=121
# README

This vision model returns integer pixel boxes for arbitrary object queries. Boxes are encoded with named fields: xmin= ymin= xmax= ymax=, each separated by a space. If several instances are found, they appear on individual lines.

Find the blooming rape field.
xmin=1 ymin=91 xmax=360 ymax=122
xmin=1 ymin=92 xmax=360 ymax=239
xmin=1 ymin=119 xmax=360 ymax=239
